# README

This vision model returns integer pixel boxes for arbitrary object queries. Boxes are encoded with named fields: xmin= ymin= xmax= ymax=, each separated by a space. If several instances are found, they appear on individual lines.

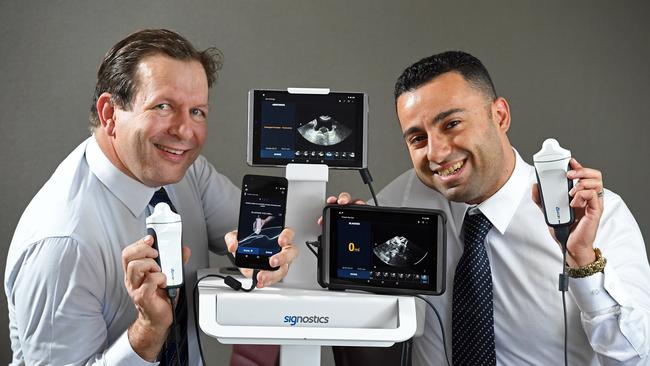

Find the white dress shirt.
xmin=5 ymin=136 xmax=240 ymax=365
xmin=376 ymin=149 xmax=650 ymax=365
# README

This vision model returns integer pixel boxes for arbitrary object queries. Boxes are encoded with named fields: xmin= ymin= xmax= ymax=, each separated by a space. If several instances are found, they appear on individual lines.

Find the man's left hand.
xmin=224 ymin=228 xmax=298 ymax=288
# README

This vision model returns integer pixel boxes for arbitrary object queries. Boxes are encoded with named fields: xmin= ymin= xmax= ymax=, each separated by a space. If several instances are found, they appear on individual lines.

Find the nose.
xmin=168 ymin=111 xmax=194 ymax=141
xmin=426 ymin=132 xmax=451 ymax=165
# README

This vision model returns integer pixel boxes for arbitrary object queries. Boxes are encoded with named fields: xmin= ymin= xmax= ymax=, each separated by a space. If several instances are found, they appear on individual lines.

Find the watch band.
xmin=567 ymin=248 xmax=606 ymax=278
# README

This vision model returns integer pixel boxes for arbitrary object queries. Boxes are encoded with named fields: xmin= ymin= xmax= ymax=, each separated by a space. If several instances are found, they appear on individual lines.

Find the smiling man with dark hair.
xmin=332 ymin=51 xmax=650 ymax=366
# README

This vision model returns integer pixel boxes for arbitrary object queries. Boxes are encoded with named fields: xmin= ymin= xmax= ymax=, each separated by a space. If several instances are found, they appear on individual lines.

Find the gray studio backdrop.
xmin=1 ymin=0 xmax=648 ymax=364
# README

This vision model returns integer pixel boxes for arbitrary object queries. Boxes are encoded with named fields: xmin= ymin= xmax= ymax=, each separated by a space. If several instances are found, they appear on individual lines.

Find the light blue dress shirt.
xmin=377 ymin=150 xmax=650 ymax=365
xmin=5 ymin=136 xmax=240 ymax=365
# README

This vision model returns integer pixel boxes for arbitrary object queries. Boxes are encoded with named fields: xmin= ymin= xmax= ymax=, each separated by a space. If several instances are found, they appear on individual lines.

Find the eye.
xmin=407 ymin=134 xmax=427 ymax=146
xmin=445 ymin=120 xmax=461 ymax=129
xmin=191 ymin=108 xmax=207 ymax=120
xmin=155 ymin=103 xmax=171 ymax=111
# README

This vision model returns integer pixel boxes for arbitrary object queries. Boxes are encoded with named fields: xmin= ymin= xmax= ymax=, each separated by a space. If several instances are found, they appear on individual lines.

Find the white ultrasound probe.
xmin=146 ymin=203 xmax=184 ymax=288
xmin=533 ymin=138 xmax=574 ymax=227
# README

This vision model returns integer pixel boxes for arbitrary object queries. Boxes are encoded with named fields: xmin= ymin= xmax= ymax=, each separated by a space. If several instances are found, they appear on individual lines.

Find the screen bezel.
xmin=320 ymin=204 xmax=447 ymax=295
xmin=247 ymin=89 xmax=368 ymax=169
xmin=235 ymin=174 xmax=288 ymax=271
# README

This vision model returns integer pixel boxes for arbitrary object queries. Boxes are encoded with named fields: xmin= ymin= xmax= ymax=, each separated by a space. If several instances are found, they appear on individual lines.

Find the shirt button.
xmin=591 ymin=289 xmax=600 ymax=296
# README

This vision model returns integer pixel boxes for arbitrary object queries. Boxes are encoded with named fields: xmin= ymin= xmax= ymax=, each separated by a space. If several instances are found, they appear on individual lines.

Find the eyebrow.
xmin=147 ymin=95 xmax=209 ymax=110
xmin=402 ymin=108 xmax=465 ymax=138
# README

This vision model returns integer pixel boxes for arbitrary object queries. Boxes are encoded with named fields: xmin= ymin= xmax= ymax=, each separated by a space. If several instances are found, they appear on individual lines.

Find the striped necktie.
xmin=452 ymin=211 xmax=496 ymax=366
xmin=149 ymin=188 xmax=188 ymax=366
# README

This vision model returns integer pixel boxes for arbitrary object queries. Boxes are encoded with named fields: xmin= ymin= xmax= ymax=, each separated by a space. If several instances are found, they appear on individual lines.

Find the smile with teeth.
xmin=155 ymin=144 xmax=185 ymax=156
xmin=437 ymin=161 xmax=464 ymax=177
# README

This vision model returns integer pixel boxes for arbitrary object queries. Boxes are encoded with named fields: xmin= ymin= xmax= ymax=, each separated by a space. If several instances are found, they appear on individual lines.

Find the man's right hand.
xmin=121 ymin=235 xmax=191 ymax=361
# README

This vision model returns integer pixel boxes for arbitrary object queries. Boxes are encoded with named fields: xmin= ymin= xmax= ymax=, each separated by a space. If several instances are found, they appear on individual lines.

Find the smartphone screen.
xmin=235 ymin=174 xmax=288 ymax=270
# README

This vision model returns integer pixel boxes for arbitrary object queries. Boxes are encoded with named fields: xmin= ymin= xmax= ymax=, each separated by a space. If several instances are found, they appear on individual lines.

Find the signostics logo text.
xmin=283 ymin=315 xmax=330 ymax=326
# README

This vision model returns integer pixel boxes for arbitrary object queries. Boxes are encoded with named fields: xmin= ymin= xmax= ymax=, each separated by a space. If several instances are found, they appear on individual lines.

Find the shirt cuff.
xmin=104 ymin=331 xmax=160 ymax=366
xmin=569 ymin=272 xmax=618 ymax=315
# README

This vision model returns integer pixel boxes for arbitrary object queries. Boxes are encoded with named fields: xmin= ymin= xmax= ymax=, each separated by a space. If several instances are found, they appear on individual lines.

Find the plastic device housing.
xmin=533 ymin=138 xmax=574 ymax=227
xmin=146 ymin=202 xmax=184 ymax=288
xmin=197 ymin=276 xmax=418 ymax=353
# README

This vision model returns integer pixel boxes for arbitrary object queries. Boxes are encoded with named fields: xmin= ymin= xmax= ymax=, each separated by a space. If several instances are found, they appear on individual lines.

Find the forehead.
xmin=397 ymin=72 xmax=483 ymax=112
xmin=133 ymin=54 xmax=208 ymax=102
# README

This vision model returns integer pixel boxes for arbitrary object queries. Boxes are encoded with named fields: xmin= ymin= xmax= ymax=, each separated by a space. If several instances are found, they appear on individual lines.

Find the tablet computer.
xmin=247 ymin=89 xmax=368 ymax=169
xmin=320 ymin=204 xmax=447 ymax=295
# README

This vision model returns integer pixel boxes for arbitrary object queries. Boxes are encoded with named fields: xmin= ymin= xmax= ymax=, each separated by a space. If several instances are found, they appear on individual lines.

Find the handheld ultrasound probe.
xmin=533 ymin=138 xmax=575 ymax=366
xmin=533 ymin=138 xmax=574 ymax=228
xmin=146 ymin=203 xmax=184 ymax=289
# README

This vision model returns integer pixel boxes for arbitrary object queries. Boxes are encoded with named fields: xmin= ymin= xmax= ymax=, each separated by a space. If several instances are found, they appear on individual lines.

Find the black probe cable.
xmin=192 ymin=269 xmax=260 ymax=366
xmin=359 ymin=168 xmax=379 ymax=207
xmin=554 ymin=226 xmax=571 ymax=366
xmin=166 ymin=287 xmax=181 ymax=366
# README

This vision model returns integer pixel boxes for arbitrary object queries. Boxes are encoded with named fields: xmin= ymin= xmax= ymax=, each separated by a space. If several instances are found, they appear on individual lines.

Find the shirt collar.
xmin=474 ymin=148 xmax=531 ymax=234
xmin=85 ymin=136 xmax=157 ymax=217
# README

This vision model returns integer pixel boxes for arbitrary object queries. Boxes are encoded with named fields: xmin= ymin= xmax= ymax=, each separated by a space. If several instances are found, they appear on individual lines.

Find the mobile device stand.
xmin=282 ymin=163 xmax=328 ymax=288
xmin=199 ymin=276 xmax=418 ymax=366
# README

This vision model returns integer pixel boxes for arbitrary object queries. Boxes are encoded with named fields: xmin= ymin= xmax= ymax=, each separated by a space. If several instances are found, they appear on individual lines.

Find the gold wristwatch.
xmin=567 ymin=248 xmax=606 ymax=278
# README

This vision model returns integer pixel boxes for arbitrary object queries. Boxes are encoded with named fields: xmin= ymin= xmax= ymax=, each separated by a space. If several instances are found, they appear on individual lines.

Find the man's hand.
xmin=225 ymin=228 xmax=298 ymax=288
xmin=317 ymin=192 xmax=367 ymax=225
xmin=532 ymin=158 xmax=604 ymax=267
xmin=121 ymin=235 xmax=191 ymax=361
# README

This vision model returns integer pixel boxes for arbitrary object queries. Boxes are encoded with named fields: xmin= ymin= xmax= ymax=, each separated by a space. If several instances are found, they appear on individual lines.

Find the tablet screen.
xmin=248 ymin=89 xmax=367 ymax=169
xmin=322 ymin=205 xmax=446 ymax=295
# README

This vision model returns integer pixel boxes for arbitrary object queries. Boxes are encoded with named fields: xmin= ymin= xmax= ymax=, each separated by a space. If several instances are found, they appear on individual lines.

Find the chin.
xmin=159 ymin=174 xmax=185 ymax=185
xmin=438 ymin=186 xmax=472 ymax=203
xmin=142 ymin=172 xmax=185 ymax=187
xmin=154 ymin=162 xmax=193 ymax=184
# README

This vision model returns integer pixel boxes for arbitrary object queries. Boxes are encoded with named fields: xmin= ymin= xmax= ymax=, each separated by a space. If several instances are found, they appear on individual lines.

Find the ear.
xmin=96 ymin=92 xmax=117 ymax=136
xmin=491 ymin=97 xmax=511 ymax=133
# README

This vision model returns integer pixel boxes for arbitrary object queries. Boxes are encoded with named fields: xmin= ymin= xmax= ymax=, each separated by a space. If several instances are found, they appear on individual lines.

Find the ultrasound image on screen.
xmin=294 ymin=101 xmax=356 ymax=149
xmin=370 ymin=222 xmax=432 ymax=274
xmin=297 ymin=115 xmax=352 ymax=146
xmin=238 ymin=214 xmax=282 ymax=252
xmin=373 ymin=235 xmax=429 ymax=267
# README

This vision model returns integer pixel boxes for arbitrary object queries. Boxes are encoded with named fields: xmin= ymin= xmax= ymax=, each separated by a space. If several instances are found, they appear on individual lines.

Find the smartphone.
xmin=235 ymin=174 xmax=288 ymax=271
